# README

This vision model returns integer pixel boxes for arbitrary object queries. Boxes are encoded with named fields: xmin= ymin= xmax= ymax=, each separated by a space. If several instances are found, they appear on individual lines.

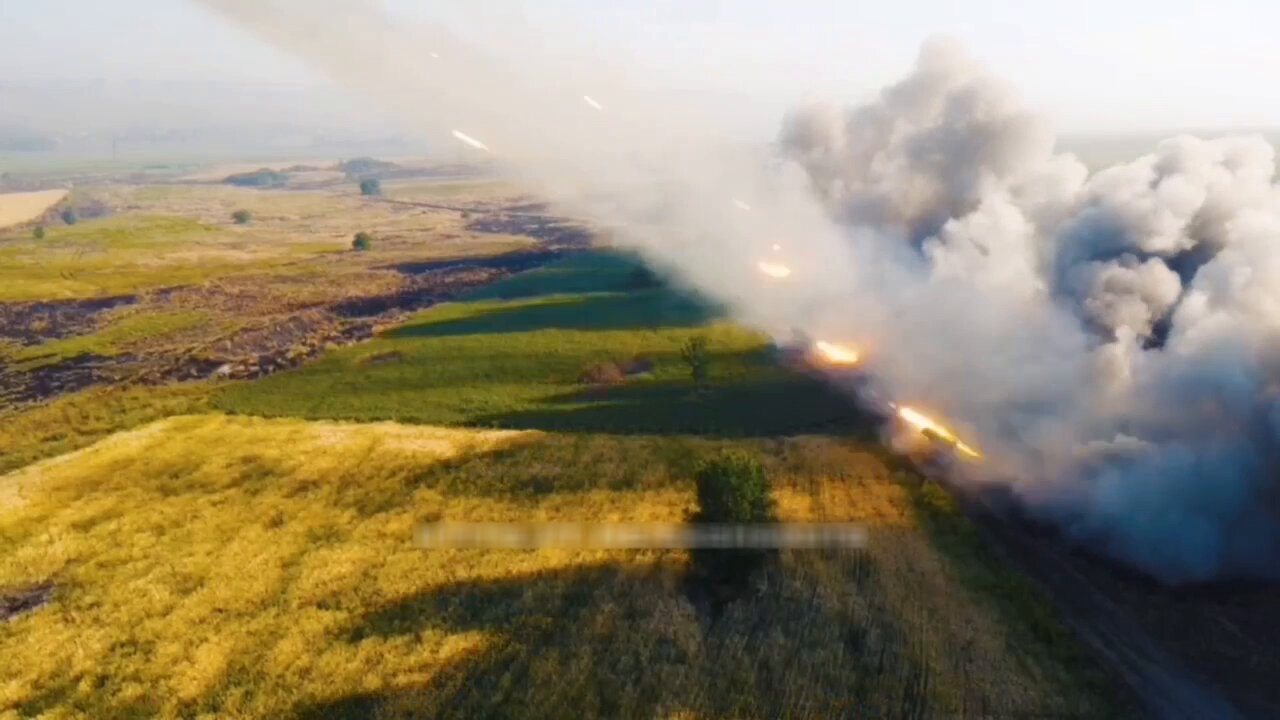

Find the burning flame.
xmin=583 ymin=95 xmax=604 ymax=111
xmin=895 ymin=405 xmax=983 ymax=459
xmin=757 ymin=261 xmax=792 ymax=279
xmin=812 ymin=340 xmax=860 ymax=366
xmin=451 ymin=129 xmax=491 ymax=152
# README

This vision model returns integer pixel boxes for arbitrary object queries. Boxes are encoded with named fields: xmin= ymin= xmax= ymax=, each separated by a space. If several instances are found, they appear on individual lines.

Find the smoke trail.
xmin=196 ymin=2 xmax=1279 ymax=583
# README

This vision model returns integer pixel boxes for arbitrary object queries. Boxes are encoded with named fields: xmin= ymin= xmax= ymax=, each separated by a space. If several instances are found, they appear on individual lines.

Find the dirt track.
xmin=952 ymin=485 xmax=1253 ymax=720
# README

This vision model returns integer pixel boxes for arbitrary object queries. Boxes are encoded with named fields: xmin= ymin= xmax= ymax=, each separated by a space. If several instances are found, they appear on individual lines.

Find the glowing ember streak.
xmin=451 ymin=130 xmax=490 ymax=152
xmin=896 ymin=406 xmax=982 ymax=459
xmin=733 ymin=198 xmax=752 ymax=211
xmin=583 ymin=95 xmax=604 ymax=111
xmin=757 ymin=261 xmax=792 ymax=279
xmin=813 ymin=341 xmax=860 ymax=366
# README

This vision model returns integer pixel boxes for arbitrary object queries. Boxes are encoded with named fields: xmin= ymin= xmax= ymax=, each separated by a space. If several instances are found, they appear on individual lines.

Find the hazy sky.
xmin=2 ymin=0 xmax=1277 ymax=135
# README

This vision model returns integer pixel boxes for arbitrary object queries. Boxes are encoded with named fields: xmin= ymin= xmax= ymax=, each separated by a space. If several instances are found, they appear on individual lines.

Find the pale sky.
xmin=2 ymin=0 xmax=1277 ymax=135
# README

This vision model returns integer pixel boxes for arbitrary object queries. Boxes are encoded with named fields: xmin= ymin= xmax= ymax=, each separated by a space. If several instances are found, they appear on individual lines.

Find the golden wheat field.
xmin=0 ymin=190 xmax=68 ymax=230
xmin=0 ymin=414 xmax=1117 ymax=719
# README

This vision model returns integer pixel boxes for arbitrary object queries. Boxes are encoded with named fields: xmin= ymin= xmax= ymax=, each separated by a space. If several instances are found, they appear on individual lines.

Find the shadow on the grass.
xmin=476 ymin=374 xmax=880 ymax=438
xmin=292 ymin=554 xmax=912 ymax=720
xmin=389 ymin=289 xmax=715 ymax=338
xmin=459 ymin=250 xmax=666 ymax=301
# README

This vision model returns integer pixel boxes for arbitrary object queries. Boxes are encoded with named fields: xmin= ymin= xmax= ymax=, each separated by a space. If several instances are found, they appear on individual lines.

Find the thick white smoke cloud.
xmin=781 ymin=39 xmax=1280 ymax=583
xmin=197 ymin=3 xmax=1279 ymax=584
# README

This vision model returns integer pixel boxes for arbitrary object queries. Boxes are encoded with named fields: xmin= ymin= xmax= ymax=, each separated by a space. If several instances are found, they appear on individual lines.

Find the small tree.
xmin=680 ymin=336 xmax=711 ymax=391
xmin=60 ymin=208 xmax=78 ymax=226
xmin=231 ymin=209 xmax=252 ymax=225
xmin=359 ymin=178 xmax=382 ymax=197
xmin=32 ymin=225 xmax=45 ymax=240
xmin=352 ymin=231 xmax=374 ymax=252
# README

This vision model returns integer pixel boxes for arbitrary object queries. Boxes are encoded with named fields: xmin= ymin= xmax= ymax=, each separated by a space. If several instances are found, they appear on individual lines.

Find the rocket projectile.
xmin=451 ymin=130 xmax=491 ymax=152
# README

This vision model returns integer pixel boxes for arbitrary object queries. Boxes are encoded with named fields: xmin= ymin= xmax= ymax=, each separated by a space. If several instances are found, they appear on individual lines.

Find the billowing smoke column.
xmin=197 ymin=2 xmax=1279 ymax=584
xmin=781 ymin=39 xmax=1280 ymax=583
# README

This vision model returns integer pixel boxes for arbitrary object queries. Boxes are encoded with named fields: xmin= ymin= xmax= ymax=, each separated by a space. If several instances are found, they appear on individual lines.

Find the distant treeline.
xmin=223 ymin=169 xmax=290 ymax=188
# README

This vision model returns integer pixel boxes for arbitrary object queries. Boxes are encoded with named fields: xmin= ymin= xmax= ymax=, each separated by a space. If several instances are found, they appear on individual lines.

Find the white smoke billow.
xmin=197 ymin=2 xmax=1279 ymax=584
xmin=780 ymin=39 xmax=1280 ymax=583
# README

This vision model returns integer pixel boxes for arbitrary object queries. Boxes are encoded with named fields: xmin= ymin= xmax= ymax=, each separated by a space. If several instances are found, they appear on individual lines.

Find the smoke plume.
xmin=196 ymin=2 xmax=1280 ymax=584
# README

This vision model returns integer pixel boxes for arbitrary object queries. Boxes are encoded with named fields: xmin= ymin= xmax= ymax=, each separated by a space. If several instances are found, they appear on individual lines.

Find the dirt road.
xmin=952 ymin=486 xmax=1250 ymax=720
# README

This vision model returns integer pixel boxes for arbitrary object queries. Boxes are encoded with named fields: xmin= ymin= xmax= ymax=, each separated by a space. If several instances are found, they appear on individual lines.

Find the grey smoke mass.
xmin=197 ymin=3 xmax=1280 ymax=584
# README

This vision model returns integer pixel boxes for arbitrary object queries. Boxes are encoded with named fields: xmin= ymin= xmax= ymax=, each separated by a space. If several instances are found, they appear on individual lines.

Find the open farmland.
xmin=0 ymin=171 xmax=587 ymax=406
xmin=0 ymin=412 xmax=1121 ymax=719
xmin=0 ymin=210 xmax=1131 ymax=717
xmin=0 ymin=189 xmax=68 ymax=230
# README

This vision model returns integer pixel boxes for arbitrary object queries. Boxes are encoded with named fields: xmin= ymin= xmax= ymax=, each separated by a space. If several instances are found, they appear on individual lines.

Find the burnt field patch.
xmin=0 ymin=249 xmax=581 ymax=406
xmin=0 ymin=295 xmax=138 ymax=345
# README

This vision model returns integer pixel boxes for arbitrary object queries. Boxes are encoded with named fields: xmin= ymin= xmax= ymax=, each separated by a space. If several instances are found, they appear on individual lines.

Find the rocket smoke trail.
xmin=451 ymin=130 xmax=491 ymax=152
xmin=196 ymin=2 xmax=1280 ymax=584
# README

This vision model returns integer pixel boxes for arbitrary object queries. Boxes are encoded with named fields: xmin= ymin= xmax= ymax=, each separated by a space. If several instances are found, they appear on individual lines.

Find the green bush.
xmin=231 ymin=209 xmax=252 ymax=225
xmin=687 ymin=451 xmax=775 ymax=614
xmin=60 ymin=208 xmax=78 ymax=226
xmin=32 ymin=225 xmax=45 ymax=240
xmin=359 ymin=178 xmax=382 ymax=196
xmin=352 ymin=232 xmax=374 ymax=252
xmin=693 ymin=451 xmax=774 ymax=523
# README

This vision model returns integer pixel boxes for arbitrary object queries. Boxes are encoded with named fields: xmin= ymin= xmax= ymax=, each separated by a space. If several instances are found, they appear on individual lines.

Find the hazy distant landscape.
xmin=4 ymin=2 xmax=1280 ymax=719
xmin=0 ymin=157 xmax=1136 ymax=718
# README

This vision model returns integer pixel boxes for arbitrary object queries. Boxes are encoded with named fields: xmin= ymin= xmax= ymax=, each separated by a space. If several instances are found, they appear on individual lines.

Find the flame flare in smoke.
xmin=451 ymin=129 xmax=491 ymax=152
xmin=895 ymin=405 xmax=982 ymax=459
xmin=583 ymin=95 xmax=604 ymax=111
xmin=812 ymin=340 xmax=860 ymax=366
xmin=757 ymin=260 xmax=792 ymax=279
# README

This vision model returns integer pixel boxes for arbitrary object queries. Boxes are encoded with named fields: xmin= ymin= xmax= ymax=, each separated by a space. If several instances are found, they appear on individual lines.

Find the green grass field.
xmin=0 ymin=246 xmax=1129 ymax=718
xmin=0 ymin=382 xmax=214 ymax=476
xmin=214 ymin=253 xmax=870 ymax=437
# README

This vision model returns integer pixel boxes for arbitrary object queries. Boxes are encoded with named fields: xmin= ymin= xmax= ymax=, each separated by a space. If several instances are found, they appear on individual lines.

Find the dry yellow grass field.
xmin=0 ymin=415 xmax=1117 ymax=719
xmin=0 ymin=184 xmax=533 ymax=302
xmin=0 ymin=189 xmax=68 ymax=229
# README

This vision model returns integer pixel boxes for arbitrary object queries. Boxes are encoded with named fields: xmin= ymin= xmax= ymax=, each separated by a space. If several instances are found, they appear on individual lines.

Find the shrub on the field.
xmin=32 ymin=225 xmax=45 ymax=239
xmin=693 ymin=451 xmax=774 ymax=524
xmin=59 ymin=208 xmax=78 ymax=226
xmin=687 ymin=450 xmax=776 ymax=614
xmin=231 ymin=209 xmax=252 ymax=225
xmin=577 ymin=361 xmax=625 ymax=386
xmin=352 ymin=232 xmax=374 ymax=252
xmin=359 ymin=178 xmax=382 ymax=197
